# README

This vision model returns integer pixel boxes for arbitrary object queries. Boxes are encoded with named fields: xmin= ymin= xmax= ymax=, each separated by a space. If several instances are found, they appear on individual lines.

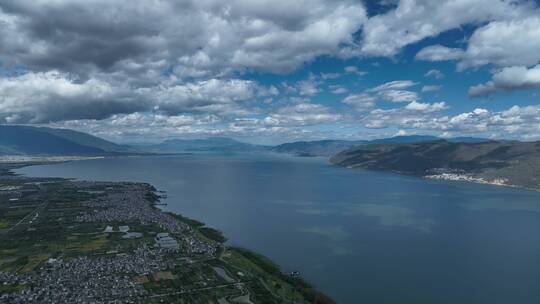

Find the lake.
xmin=16 ymin=153 xmax=540 ymax=304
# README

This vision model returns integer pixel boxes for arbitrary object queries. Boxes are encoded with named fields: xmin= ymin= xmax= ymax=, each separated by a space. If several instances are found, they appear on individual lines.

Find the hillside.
xmin=330 ymin=140 xmax=540 ymax=190
xmin=273 ymin=136 xmax=490 ymax=157
xmin=0 ymin=125 xmax=133 ymax=156
xmin=35 ymin=127 xmax=135 ymax=153
xmin=272 ymin=140 xmax=366 ymax=157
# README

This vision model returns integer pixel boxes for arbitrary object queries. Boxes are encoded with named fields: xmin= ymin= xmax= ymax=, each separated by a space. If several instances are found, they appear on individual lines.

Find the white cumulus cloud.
xmin=416 ymin=45 xmax=464 ymax=62
xmin=469 ymin=65 xmax=540 ymax=97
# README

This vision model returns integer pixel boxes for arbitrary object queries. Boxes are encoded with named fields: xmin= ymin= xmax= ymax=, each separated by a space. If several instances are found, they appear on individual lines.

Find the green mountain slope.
xmin=36 ymin=127 xmax=135 ymax=153
xmin=0 ymin=125 xmax=131 ymax=155
xmin=272 ymin=140 xmax=367 ymax=156
xmin=330 ymin=140 xmax=540 ymax=190
xmin=273 ymin=135 xmax=490 ymax=157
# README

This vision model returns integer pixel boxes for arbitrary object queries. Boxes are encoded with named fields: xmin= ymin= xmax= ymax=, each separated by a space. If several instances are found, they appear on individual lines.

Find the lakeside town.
xmin=425 ymin=172 xmax=510 ymax=187
xmin=0 ymin=163 xmax=332 ymax=304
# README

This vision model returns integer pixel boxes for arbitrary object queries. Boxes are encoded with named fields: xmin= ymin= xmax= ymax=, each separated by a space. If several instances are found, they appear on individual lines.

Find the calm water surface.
xmin=16 ymin=153 xmax=540 ymax=304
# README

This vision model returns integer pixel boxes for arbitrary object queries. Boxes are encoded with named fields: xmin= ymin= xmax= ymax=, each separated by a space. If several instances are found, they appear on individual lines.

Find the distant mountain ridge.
xmin=137 ymin=137 xmax=268 ymax=153
xmin=142 ymin=135 xmax=451 ymax=156
xmin=36 ymin=127 xmax=135 ymax=153
xmin=272 ymin=140 xmax=366 ymax=156
xmin=0 ymin=125 xmax=135 ymax=156
xmin=4 ymin=125 xmax=537 ymax=191
xmin=0 ymin=125 xmax=507 ymax=161
xmin=330 ymin=140 xmax=540 ymax=191
xmin=272 ymin=135 xmax=492 ymax=156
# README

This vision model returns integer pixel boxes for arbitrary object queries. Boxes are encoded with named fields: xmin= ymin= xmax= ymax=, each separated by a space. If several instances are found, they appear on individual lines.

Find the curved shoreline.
xmin=1 ymin=160 xmax=336 ymax=303
xmin=329 ymin=160 xmax=540 ymax=193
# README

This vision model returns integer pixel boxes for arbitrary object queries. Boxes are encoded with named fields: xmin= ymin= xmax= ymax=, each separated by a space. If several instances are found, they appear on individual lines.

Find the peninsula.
xmin=330 ymin=140 xmax=540 ymax=191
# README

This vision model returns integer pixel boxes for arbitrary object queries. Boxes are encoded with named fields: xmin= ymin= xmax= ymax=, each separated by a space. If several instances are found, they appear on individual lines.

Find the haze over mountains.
xmin=272 ymin=135 xmax=491 ymax=156
xmin=1 ymin=125 xmax=493 ymax=157
xmin=2 ymin=125 xmax=539 ymax=190
xmin=0 ymin=125 xmax=135 ymax=155
xmin=135 ymin=137 xmax=267 ymax=153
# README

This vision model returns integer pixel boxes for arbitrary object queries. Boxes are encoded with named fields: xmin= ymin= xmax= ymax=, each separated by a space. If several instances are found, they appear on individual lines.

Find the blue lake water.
xmin=16 ymin=153 xmax=540 ymax=304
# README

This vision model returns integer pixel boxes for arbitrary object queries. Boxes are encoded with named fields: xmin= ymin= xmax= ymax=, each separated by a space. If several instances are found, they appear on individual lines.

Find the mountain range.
xmin=2 ymin=125 xmax=538 ymax=190
xmin=135 ymin=137 xmax=267 ymax=153
xmin=271 ymin=135 xmax=491 ymax=156
xmin=0 ymin=125 xmax=494 ymax=157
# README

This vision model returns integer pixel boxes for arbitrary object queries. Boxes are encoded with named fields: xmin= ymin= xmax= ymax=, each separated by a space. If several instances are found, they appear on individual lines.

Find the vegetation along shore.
xmin=0 ymin=161 xmax=334 ymax=303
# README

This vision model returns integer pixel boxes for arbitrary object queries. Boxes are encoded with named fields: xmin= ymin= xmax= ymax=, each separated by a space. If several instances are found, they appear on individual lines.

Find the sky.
xmin=1 ymin=0 xmax=540 ymax=144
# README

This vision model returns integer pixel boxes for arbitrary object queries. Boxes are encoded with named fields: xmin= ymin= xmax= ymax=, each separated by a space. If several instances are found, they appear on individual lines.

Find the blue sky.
xmin=0 ymin=0 xmax=539 ymax=144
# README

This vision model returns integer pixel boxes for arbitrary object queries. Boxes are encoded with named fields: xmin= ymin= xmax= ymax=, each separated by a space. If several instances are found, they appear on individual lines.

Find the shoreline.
xmin=334 ymin=162 xmax=540 ymax=193
xmin=423 ymin=173 xmax=536 ymax=191
xmin=1 ymin=160 xmax=336 ymax=303
xmin=422 ymin=172 xmax=539 ymax=193
xmin=0 ymin=155 xmax=106 ymax=164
